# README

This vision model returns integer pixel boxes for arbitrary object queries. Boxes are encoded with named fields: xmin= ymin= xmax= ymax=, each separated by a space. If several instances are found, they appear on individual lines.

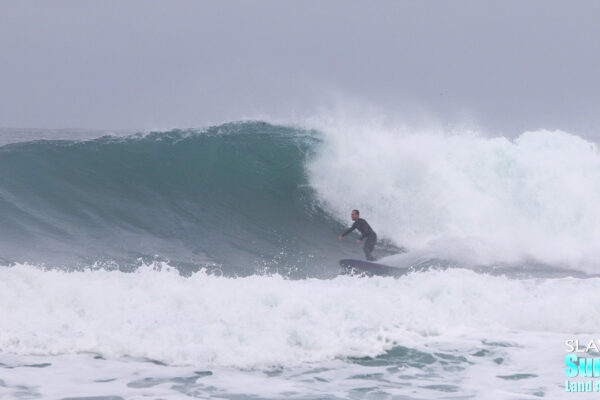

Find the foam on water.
xmin=1 ymin=263 xmax=598 ymax=398
xmin=308 ymin=118 xmax=600 ymax=270
xmin=1 ymin=264 xmax=598 ymax=367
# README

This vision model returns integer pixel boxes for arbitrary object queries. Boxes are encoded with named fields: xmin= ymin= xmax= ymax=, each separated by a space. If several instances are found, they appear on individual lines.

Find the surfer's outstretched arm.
xmin=341 ymin=221 xmax=358 ymax=238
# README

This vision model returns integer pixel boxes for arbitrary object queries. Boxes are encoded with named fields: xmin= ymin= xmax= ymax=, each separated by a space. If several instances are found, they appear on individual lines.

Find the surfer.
xmin=338 ymin=209 xmax=377 ymax=261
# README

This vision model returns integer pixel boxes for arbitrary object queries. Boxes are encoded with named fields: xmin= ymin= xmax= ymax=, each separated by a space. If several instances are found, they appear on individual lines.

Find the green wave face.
xmin=0 ymin=122 xmax=354 ymax=276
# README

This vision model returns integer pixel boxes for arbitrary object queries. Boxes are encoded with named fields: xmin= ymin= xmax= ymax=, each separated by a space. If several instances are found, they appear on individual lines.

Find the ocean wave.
xmin=1 ymin=120 xmax=599 ymax=273
xmin=0 ymin=122 xmax=347 ymax=274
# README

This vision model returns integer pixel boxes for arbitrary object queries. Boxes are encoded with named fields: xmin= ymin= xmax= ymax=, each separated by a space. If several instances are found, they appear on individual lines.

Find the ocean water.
xmin=1 ymin=121 xmax=599 ymax=399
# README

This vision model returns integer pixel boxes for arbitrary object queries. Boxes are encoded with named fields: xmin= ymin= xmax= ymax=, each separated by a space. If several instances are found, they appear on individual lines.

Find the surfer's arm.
xmin=341 ymin=221 xmax=358 ymax=237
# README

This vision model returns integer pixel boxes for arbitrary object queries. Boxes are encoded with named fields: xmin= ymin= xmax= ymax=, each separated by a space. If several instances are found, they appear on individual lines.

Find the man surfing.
xmin=338 ymin=209 xmax=377 ymax=261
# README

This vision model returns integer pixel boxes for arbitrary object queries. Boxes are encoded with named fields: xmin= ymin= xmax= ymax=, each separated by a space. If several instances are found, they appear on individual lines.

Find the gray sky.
xmin=1 ymin=1 xmax=599 ymax=137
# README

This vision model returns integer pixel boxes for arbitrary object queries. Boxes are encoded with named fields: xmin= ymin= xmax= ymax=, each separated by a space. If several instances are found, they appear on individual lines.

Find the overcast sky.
xmin=1 ymin=1 xmax=599 ymax=137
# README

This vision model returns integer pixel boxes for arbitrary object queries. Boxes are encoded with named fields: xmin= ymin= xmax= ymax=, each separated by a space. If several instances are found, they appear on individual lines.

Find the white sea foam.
xmin=307 ymin=118 xmax=600 ymax=270
xmin=1 ymin=264 xmax=598 ymax=368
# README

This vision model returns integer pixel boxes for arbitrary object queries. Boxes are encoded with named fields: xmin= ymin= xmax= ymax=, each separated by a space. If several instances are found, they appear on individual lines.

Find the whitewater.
xmin=1 ymin=121 xmax=599 ymax=399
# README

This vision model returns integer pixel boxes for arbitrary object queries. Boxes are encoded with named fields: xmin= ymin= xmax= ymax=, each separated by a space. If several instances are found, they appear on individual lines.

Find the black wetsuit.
xmin=342 ymin=218 xmax=377 ymax=261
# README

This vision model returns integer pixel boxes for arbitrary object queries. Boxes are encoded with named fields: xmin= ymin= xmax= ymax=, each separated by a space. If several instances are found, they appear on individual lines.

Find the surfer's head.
xmin=351 ymin=209 xmax=359 ymax=221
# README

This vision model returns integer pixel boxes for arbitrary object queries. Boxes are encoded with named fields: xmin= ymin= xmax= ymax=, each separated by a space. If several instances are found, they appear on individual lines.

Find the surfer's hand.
xmin=356 ymin=239 xmax=360 ymax=245
xmin=338 ymin=236 xmax=342 ymax=242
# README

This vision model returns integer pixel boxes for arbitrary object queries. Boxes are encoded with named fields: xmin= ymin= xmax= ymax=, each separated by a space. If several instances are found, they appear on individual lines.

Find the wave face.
xmin=0 ymin=122 xmax=354 ymax=275
xmin=1 ymin=121 xmax=599 ymax=273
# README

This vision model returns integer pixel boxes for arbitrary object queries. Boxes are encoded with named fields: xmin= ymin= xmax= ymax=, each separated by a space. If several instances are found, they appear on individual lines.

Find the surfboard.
xmin=339 ymin=259 xmax=410 ymax=277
